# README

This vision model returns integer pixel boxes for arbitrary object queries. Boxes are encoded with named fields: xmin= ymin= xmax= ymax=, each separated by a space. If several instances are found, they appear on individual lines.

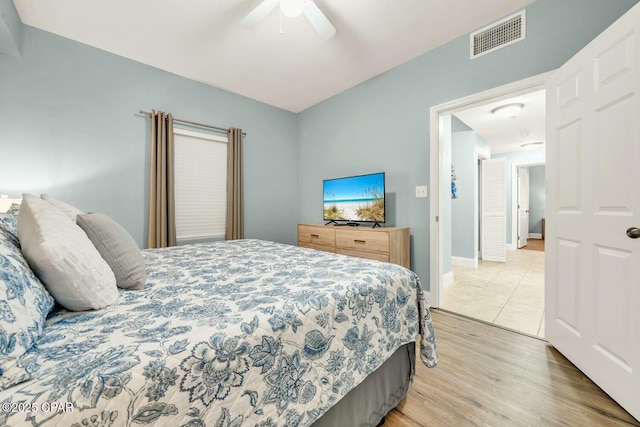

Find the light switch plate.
xmin=415 ymin=185 xmax=428 ymax=198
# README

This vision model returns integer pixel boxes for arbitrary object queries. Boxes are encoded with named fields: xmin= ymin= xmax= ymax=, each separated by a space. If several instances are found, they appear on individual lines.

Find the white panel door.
xmin=481 ymin=158 xmax=506 ymax=262
xmin=517 ymin=167 xmax=530 ymax=249
xmin=546 ymin=3 xmax=640 ymax=421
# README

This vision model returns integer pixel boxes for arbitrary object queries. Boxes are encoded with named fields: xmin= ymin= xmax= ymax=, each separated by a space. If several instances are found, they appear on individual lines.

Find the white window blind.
xmin=174 ymin=129 xmax=227 ymax=241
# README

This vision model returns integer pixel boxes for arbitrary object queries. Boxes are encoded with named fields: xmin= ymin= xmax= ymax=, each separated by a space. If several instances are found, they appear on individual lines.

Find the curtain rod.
xmin=138 ymin=110 xmax=246 ymax=136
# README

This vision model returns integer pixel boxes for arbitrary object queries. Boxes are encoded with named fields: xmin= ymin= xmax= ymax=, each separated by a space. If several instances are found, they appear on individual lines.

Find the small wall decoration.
xmin=451 ymin=166 xmax=457 ymax=199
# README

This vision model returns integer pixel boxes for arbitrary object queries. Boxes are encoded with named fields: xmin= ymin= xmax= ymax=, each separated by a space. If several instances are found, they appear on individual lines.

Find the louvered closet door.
xmin=481 ymin=158 xmax=506 ymax=262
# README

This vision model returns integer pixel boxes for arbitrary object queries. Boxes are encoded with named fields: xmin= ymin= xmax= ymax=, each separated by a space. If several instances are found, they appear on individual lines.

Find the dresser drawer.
xmin=298 ymin=225 xmax=335 ymax=248
xmin=336 ymin=229 xmax=389 ymax=255
xmin=300 ymin=242 xmax=336 ymax=253
xmin=336 ymin=248 xmax=389 ymax=263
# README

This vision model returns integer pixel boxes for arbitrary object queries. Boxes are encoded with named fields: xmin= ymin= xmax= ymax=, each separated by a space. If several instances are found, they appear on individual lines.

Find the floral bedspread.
xmin=0 ymin=239 xmax=437 ymax=426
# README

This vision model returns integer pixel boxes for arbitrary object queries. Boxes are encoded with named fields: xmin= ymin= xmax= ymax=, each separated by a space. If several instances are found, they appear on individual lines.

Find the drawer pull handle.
xmin=354 ymin=239 xmax=366 ymax=244
xmin=310 ymin=234 xmax=320 ymax=238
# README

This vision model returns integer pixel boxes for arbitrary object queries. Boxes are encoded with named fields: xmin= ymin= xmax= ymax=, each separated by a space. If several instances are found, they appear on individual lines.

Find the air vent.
xmin=470 ymin=10 xmax=526 ymax=59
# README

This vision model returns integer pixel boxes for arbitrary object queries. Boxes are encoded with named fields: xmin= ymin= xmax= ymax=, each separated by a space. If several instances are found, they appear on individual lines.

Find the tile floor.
xmin=440 ymin=247 xmax=545 ymax=338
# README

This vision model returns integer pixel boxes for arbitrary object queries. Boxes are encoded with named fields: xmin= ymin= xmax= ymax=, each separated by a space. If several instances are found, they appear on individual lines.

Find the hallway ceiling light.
xmin=491 ymin=103 xmax=524 ymax=118
xmin=521 ymin=141 xmax=544 ymax=150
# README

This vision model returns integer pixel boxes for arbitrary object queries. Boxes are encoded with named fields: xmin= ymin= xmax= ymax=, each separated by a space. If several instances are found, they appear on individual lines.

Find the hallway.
xmin=440 ymin=244 xmax=545 ymax=338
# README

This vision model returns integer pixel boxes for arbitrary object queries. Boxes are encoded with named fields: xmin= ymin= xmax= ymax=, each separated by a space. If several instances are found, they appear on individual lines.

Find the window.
xmin=173 ymin=128 xmax=227 ymax=242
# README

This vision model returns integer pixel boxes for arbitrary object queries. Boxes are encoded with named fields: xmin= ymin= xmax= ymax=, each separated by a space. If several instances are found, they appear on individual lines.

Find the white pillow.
xmin=40 ymin=194 xmax=83 ymax=222
xmin=17 ymin=194 xmax=118 ymax=311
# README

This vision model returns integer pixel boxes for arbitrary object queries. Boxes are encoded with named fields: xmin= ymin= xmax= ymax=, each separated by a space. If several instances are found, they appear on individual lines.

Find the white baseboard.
xmin=529 ymin=233 xmax=542 ymax=239
xmin=507 ymin=243 xmax=517 ymax=251
xmin=451 ymin=256 xmax=477 ymax=269
xmin=443 ymin=271 xmax=454 ymax=288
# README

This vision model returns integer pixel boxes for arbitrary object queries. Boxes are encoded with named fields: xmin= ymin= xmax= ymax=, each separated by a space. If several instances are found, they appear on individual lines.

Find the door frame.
xmin=477 ymin=151 xmax=489 ymax=260
xmin=429 ymin=71 xmax=552 ymax=307
xmin=511 ymin=162 xmax=545 ymax=250
xmin=517 ymin=166 xmax=529 ymax=249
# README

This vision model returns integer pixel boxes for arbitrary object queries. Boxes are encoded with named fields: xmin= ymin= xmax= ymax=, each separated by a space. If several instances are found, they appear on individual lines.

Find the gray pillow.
xmin=77 ymin=213 xmax=146 ymax=290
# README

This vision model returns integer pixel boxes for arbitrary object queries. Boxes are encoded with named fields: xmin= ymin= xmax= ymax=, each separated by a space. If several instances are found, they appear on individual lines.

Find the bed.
xmin=0 ymin=201 xmax=438 ymax=426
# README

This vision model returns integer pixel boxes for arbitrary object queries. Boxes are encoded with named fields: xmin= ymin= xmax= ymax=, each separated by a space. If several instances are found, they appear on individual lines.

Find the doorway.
xmin=430 ymin=5 xmax=640 ymax=418
xmin=513 ymin=162 xmax=545 ymax=250
xmin=442 ymin=132 xmax=546 ymax=337
xmin=429 ymin=72 xmax=550 ymax=337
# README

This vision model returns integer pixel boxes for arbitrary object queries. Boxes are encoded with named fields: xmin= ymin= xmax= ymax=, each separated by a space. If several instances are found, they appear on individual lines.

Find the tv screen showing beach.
xmin=323 ymin=172 xmax=385 ymax=223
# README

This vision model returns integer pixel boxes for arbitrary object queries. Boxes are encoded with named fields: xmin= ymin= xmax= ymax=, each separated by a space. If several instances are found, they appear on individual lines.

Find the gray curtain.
xmin=148 ymin=110 xmax=177 ymax=248
xmin=225 ymin=128 xmax=244 ymax=240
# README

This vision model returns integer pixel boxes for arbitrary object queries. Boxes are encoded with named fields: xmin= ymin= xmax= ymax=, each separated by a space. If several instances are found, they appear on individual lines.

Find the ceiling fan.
xmin=240 ymin=0 xmax=336 ymax=40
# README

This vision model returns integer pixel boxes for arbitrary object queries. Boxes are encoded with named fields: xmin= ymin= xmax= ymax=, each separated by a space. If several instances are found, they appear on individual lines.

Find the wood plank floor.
xmin=520 ymin=238 xmax=545 ymax=252
xmin=384 ymin=309 xmax=639 ymax=427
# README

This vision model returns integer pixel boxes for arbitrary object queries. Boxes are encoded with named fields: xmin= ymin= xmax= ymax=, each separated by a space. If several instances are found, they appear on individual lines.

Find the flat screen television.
xmin=323 ymin=172 xmax=385 ymax=227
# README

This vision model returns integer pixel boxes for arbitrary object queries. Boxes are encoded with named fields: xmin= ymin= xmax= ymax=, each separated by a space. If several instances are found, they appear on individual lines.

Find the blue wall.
xmin=0 ymin=0 xmax=21 ymax=57
xmin=0 ymin=25 xmax=299 ymax=248
xmin=528 ymin=165 xmax=546 ymax=234
xmin=451 ymin=123 xmax=490 ymax=261
xmin=297 ymin=0 xmax=637 ymax=288
xmin=451 ymin=132 xmax=476 ymax=259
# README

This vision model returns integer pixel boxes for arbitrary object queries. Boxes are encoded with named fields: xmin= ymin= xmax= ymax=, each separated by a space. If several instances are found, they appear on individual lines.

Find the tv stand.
xmin=298 ymin=223 xmax=410 ymax=268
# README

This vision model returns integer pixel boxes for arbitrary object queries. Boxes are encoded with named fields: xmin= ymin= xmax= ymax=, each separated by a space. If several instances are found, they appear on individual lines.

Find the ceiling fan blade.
xmin=240 ymin=0 xmax=279 ymax=28
xmin=303 ymin=0 xmax=336 ymax=39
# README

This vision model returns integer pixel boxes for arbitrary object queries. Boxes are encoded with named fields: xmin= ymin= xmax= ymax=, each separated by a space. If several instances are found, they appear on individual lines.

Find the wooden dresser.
xmin=298 ymin=223 xmax=410 ymax=268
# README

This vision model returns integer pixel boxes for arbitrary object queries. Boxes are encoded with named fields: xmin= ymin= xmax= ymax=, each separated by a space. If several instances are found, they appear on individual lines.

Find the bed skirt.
xmin=312 ymin=342 xmax=416 ymax=427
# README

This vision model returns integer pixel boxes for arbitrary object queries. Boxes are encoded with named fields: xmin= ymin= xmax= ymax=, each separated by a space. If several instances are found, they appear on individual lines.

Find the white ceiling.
xmin=454 ymin=89 xmax=546 ymax=154
xmin=13 ymin=0 xmax=536 ymax=113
